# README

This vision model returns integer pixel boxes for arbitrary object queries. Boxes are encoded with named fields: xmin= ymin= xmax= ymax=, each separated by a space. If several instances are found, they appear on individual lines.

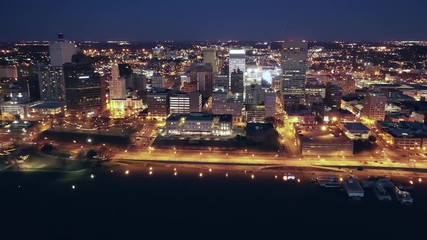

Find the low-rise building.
xmin=338 ymin=122 xmax=370 ymax=140
xmin=146 ymin=88 xmax=170 ymax=119
xmin=377 ymin=121 xmax=427 ymax=150
xmin=245 ymin=104 xmax=265 ymax=123
xmin=299 ymin=125 xmax=354 ymax=156
xmin=165 ymin=113 xmax=233 ymax=136
xmin=315 ymin=107 xmax=357 ymax=123
xmin=246 ymin=123 xmax=277 ymax=143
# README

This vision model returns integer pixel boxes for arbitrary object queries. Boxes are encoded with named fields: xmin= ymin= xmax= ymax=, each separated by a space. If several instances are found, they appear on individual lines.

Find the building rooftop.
xmin=377 ymin=121 xmax=427 ymax=138
xmin=245 ymin=104 xmax=265 ymax=111
xmin=341 ymin=122 xmax=370 ymax=132
xmin=246 ymin=123 xmax=274 ymax=131
xmin=299 ymin=125 xmax=352 ymax=145
xmin=30 ymin=101 xmax=65 ymax=109
xmin=167 ymin=113 xmax=232 ymax=122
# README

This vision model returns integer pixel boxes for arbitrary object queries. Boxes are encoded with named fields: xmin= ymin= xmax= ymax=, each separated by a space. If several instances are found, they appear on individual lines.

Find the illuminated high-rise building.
xmin=109 ymin=64 xmax=126 ymax=99
xmin=230 ymin=69 xmax=244 ymax=95
xmin=229 ymin=49 xmax=246 ymax=88
xmin=49 ymin=33 xmax=77 ymax=67
xmin=169 ymin=92 xmax=202 ymax=114
xmin=38 ymin=64 xmax=66 ymax=102
xmin=245 ymin=84 xmax=265 ymax=105
xmin=212 ymin=86 xmax=243 ymax=122
xmin=325 ymin=83 xmax=343 ymax=109
xmin=203 ymin=48 xmax=218 ymax=74
xmin=63 ymin=63 xmax=102 ymax=113
xmin=264 ymin=89 xmax=278 ymax=118
xmin=281 ymin=40 xmax=308 ymax=98
xmin=361 ymin=92 xmax=386 ymax=121
xmin=151 ymin=73 xmax=166 ymax=88
xmin=189 ymin=63 xmax=213 ymax=98
xmin=147 ymin=88 xmax=170 ymax=118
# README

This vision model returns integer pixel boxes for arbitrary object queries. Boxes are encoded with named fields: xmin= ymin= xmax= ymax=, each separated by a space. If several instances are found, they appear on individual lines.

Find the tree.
xmin=76 ymin=151 xmax=86 ymax=161
xmin=41 ymin=144 xmax=54 ymax=153
xmin=265 ymin=117 xmax=277 ymax=128
xmin=86 ymin=149 xmax=98 ymax=160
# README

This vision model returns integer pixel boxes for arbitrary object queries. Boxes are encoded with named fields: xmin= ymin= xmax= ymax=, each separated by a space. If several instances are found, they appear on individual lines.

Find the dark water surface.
xmin=0 ymin=167 xmax=426 ymax=239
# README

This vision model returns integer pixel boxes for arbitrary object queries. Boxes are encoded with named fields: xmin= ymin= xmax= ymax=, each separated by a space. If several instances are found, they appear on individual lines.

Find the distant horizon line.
xmin=2 ymin=39 xmax=427 ymax=44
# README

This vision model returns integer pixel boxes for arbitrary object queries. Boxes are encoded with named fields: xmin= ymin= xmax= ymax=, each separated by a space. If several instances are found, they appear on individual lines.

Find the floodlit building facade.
xmin=165 ymin=113 xmax=233 ymax=136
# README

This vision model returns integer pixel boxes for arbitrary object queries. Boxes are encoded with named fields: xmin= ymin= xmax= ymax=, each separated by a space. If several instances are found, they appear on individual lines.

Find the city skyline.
xmin=1 ymin=2 xmax=427 ymax=238
xmin=2 ymin=0 xmax=427 ymax=42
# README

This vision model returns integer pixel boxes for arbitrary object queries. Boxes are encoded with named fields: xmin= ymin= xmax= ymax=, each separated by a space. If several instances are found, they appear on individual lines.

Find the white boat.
xmin=373 ymin=182 xmax=392 ymax=201
xmin=394 ymin=187 xmax=413 ymax=205
xmin=343 ymin=177 xmax=364 ymax=198
xmin=316 ymin=176 xmax=341 ymax=188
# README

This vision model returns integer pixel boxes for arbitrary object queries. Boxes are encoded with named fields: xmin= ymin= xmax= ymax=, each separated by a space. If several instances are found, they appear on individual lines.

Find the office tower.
xmin=151 ymin=73 xmax=166 ymax=88
xmin=109 ymin=64 xmax=126 ymax=99
xmin=337 ymin=75 xmax=356 ymax=96
xmin=212 ymin=86 xmax=243 ymax=122
xmin=264 ymin=89 xmax=277 ymax=118
xmin=214 ymin=75 xmax=229 ymax=89
xmin=229 ymin=49 xmax=246 ymax=87
xmin=146 ymin=88 xmax=169 ymax=118
xmin=0 ymin=65 xmax=18 ymax=79
xmin=361 ymin=92 xmax=387 ymax=121
xmin=245 ymin=104 xmax=265 ymax=123
xmin=281 ymin=40 xmax=308 ymax=98
xmin=17 ymin=64 xmax=40 ymax=101
xmin=132 ymin=73 xmax=146 ymax=92
xmin=305 ymin=84 xmax=326 ymax=106
xmin=203 ymin=48 xmax=218 ymax=74
xmin=246 ymin=65 xmax=262 ymax=86
xmin=169 ymin=92 xmax=202 ymax=114
xmin=212 ymin=86 xmax=228 ymax=115
xmin=272 ymin=76 xmax=283 ymax=92
xmin=63 ymin=63 xmax=102 ymax=113
xmin=180 ymin=74 xmax=190 ymax=89
xmin=118 ymin=64 xmax=133 ymax=89
xmin=325 ymin=83 xmax=343 ymax=109
xmin=189 ymin=63 xmax=213 ymax=98
xmin=245 ymin=84 xmax=265 ymax=105
xmin=38 ymin=64 xmax=66 ymax=101
xmin=230 ymin=69 xmax=244 ymax=95
xmin=49 ymin=33 xmax=77 ymax=67
xmin=181 ymin=82 xmax=198 ymax=94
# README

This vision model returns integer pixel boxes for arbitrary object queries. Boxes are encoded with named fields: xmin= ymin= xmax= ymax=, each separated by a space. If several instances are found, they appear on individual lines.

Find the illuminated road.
xmin=113 ymin=147 xmax=427 ymax=172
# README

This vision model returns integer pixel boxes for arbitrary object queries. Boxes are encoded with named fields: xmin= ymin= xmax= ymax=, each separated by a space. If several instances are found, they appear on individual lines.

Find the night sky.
xmin=2 ymin=0 xmax=427 ymax=42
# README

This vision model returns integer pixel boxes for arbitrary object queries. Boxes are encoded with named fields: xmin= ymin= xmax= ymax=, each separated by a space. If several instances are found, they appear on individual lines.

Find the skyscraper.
xmin=49 ymin=33 xmax=77 ymax=67
xmin=361 ymin=92 xmax=386 ymax=121
xmin=212 ymin=86 xmax=243 ymax=122
xmin=151 ymin=73 xmax=166 ymax=88
xmin=147 ymin=88 xmax=170 ymax=119
xmin=189 ymin=63 xmax=213 ymax=98
xmin=118 ymin=64 xmax=133 ymax=89
xmin=203 ymin=48 xmax=218 ymax=74
xmin=245 ymin=84 xmax=265 ymax=105
xmin=169 ymin=92 xmax=202 ymax=114
xmin=264 ymin=89 xmax=278 ymax=118
xmin=281 ymin=40 xmax=308 ymax=98
xmin=109 ymin=64 xmax=126 ymax=99
xmin=38 ymin=64 xmax=66 ymax=102
xmin=229 ymin=49 xmax=246 ymax=88
xmin=63 ymin=63 xmax=102 ymax=113
xmin=230 ymin=69 xmax=244 ymax=96
xmin=17 ymin=64 xmax=40 ymax=102
xmin=325 ymin=83 xmax=343 ymax=109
